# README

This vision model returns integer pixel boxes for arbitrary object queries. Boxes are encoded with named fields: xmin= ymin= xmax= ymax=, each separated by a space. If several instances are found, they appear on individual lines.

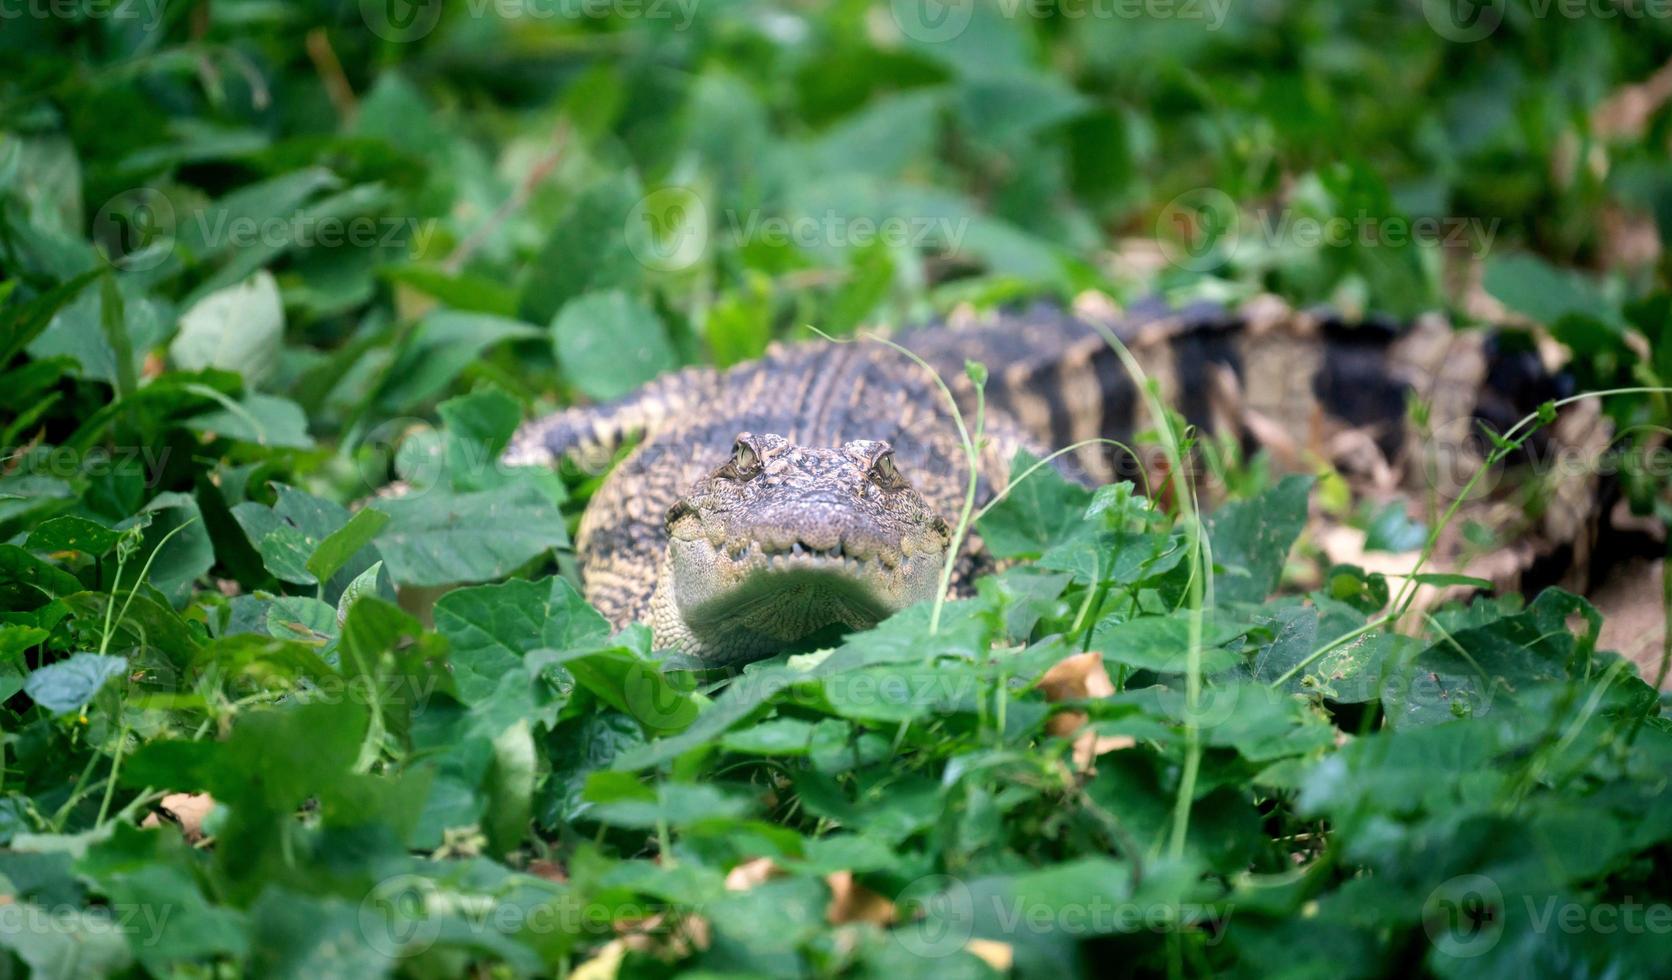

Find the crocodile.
xmin=505 ymin=294 xmax=1596 ymax=663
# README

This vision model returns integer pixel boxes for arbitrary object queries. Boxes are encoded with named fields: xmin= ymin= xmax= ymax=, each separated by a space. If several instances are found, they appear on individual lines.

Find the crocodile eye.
xmin=726 ymin=438 xmax=761 ymax=479
xmin=665 ymin=497 xmax=695 ymax=528
xmin=870 ymin=451 xmax=904 ymax=489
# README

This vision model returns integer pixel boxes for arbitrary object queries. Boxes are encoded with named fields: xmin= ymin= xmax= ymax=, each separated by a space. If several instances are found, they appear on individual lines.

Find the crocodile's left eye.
xmin=869 ymin=451 xmax=905 ymax=489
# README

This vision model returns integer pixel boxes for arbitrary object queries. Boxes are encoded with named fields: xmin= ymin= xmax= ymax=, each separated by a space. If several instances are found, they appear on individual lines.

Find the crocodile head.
xmin=651 ymin=432 xmax=953 ymax=662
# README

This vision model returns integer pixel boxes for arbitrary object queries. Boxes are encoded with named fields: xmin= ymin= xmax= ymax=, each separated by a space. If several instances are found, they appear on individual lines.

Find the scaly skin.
xmin=504 ymin=296 xmax=1589 ymax=662
xmin=649 ymin=433 xmax=953 ymax=664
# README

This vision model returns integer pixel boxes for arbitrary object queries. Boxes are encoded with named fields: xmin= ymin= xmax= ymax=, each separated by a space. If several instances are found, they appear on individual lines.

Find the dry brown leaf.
xmin=824 ymin=871 xmax=896 ymax=927
xmin=965 ymin=938 xmax=1015 ymax=971
xmin=1590 ymin=557 xmax=1669 ymax=689
xmin=1593 ymin=57 xmax=1672 ymax=140
xmin=526 ymin=859 xmax=566 ymax=882
xmin=1038 ymin=651 xmax=1130 ymax=770
xmin=618 ymin=911 xmax=711 ymax=958
xmin=724 ymin=857 xmax=781 ymax=891
xmin=570 ymin=939 xmax=626 ymax=980
xmin=140 ymin=793 xmax=215 ymax=842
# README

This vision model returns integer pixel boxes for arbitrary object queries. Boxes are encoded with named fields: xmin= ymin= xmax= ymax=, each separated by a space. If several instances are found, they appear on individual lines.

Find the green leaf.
xmin=370 ymin=483 xmax=569 ymax=588
xmin=532 ymin=641 xmax=701 ymax=735
xmin=1362 ymin=500 xmax=1427 ymax=553
xmin=976 ymin=450 xmax=1094 ymax=559
xmin=97 ymin=273 xmax=138 ymax=401
xmin=1092 ymin=610 xmax=1244 ymax=675
xmin=1208 ymin=474 xmax=1312 ymax=604
xmin=1484 ymin=253 xmax=1623 ymax=331
xmin=127 ymin=493 xmax=215 ymax=607
xmin=585 ymin=781 xmax=751 ymax=829
xmin=0 ymin=268 xmax=102 ymax=364
xmin=26 ymin=516 xmax=124 ymax=557
xmin=306 ymin=508 xmax=389 ymax=584
xmin=550 ymin=290 xmax=677 ymax=402
xmin=232 ymin=485 xmax=367 ymax=588
xmin=519 ymin=174 xmax=645 ymax=325
xmin=433 ymin=576 xmax=608 ymax=705
xmin=168 ymin=270 xmax=286 ymax=388
xmin=181 ymin=392 xmax=315 ymax=449
xmin=437 ymin=383 xmax=523 ymax=490
xmin=24 ymin=652 xmax=126 ymax=714
xmin=0 ymin=541 xmax=84 ymax=608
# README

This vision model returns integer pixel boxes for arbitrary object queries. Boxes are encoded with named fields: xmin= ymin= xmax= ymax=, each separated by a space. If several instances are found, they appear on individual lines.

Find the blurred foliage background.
xmin=3 ymin=3 xmax=1672 ymax=978
xmin=6 ymin=0 xmax=1672 ymax=493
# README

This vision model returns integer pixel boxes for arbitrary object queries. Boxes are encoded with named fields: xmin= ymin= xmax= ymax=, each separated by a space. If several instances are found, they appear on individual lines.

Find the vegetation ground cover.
xmin=1 ymin=2 xmax=1671 ymax=977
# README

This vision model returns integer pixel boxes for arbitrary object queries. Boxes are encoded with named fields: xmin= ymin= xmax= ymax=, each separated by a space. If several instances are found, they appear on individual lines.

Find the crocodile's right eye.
xmin=665 ymin=497 xmax=695 ymax=528
xmin=726 ymin=438 xmax=762 ymax=479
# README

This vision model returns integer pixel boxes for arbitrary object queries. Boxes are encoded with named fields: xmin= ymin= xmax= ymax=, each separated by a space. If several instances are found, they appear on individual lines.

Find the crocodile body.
xmin=506 ymin=295 xmax=1586 ymax=662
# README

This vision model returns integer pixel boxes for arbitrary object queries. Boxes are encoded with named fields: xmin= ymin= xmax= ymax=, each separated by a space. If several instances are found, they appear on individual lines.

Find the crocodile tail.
xmin=909 ymin=295 xmax=1586 ymax=501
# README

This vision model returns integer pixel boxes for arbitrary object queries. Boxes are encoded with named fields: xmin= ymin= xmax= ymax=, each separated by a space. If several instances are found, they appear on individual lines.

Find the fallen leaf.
xmin=140 ymin=793 xmax=215 ymax=842
xmin=724 ymin=857 xmax=781 ymax=891
xmin=825 ymin=871 xmax=895 ymax=926
xmin=570 ymin=939 xmax=626 ymax=980
xmin=966 ymin=937 xmax=1014 ymax=971
xmin=1038 ymin=651 xmax=1130 ymax=770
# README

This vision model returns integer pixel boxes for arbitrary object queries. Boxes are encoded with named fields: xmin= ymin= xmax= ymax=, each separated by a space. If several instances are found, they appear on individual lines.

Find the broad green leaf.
xmin=1207 ymin=474 xmax=1311 ymax=604
xmin=24 ymin=652 xmax=126 ymax=714
xmin=168 ymin=270 xmax=285 ymax=387
xmin=550 ymin=291 xmax=677 ymax=402
xmin=26 ymin=516 xmax=124 ymax=557
xmin=370 ymin=483 xmax=569 ymax=588
xmin=1093 ymin=610 xmax=1244 ymax=675
xmin=306 ymin=508 xmax=389 ymax=584
xmin=182 ymin=392 xmax=315 ymax=449
xmin=519 ymin=174 xmax=645 ymax=325
xmin=976 ymin=450 xmax=1094 ymax=559
xmin=432 ymin=576 xmax=607 ymax=705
